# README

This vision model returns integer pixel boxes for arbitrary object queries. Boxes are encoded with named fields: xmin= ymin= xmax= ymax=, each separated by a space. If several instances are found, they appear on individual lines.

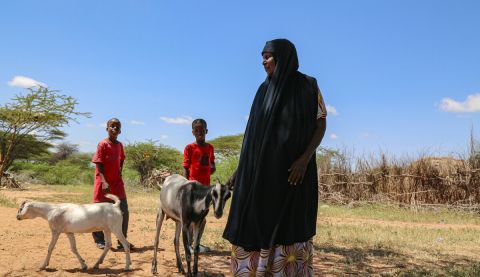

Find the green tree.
xmin=209 ymin=134 xmax=243 ymax=160
xmin=0 ymin=132 xmax=53 ymax=166
xmin=0 ymin=87 xmax=89 ymax=185
xmin=50 ymin=142 xmax=79 ymax=164
xmin=124 ymin=141 xmax=182 ymax=184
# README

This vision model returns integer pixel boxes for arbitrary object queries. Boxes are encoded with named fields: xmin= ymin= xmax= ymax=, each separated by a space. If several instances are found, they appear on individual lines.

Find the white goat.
xmin=16 ymin=194 xmax=131 ymax=271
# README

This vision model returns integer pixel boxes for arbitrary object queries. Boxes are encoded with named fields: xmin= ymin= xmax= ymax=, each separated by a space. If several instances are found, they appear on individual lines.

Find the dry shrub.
xmin=0 ymin=172 xmax=22 ymax=189
xmin=144 ymin=167 xmax=172 ymax=189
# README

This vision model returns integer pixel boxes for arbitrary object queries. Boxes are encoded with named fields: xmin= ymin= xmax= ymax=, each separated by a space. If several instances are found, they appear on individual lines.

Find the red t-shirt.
xmin=92 ymin=138 xmax=126 ymax=202
xmin=183 ymin=142 xmax=215 ymax=185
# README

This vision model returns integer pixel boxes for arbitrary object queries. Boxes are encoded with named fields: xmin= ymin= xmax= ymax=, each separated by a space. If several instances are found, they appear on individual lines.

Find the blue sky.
xmin=1 ymin=1 xmax=479 ymax=158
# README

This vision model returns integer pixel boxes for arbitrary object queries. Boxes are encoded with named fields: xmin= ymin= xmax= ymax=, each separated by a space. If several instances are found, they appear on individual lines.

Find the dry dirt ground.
xmin=1 ymin=188 xmax=479 ymax=277
xmin=0 ymin=188 xmax=327 ymax=277
xmin=0 ymin=189 xmax=229 ymax=277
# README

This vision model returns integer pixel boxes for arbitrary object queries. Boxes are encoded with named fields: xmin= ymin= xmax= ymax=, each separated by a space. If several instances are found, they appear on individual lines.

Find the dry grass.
xmin=0 ymin=192 xmax=16 ymax=208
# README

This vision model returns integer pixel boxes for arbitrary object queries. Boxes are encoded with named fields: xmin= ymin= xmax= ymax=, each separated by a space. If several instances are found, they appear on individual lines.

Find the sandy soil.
xmin=0 ymin=195 xmax=229 ymax=276
xmin=1 ymin=188 xmax=477 ymax=277
xmin=0 ymin=189 xmax=324 ymax=277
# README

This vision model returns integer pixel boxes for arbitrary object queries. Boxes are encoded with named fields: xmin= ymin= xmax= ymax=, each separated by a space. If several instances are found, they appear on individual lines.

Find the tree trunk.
xmin=0 ymin=136 xmax=17 ymax=186
xmin=0 ymin=166 xmax=4 ymax=186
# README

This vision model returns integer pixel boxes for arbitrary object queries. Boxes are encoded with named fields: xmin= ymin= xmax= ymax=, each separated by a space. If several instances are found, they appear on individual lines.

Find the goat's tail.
xmin=104 ymin=194 xmax=121 ymax=208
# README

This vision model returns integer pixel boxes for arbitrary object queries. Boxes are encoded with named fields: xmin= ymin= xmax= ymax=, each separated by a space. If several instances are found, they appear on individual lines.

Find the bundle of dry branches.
xmin=0 ymin=172 xmax=22 ymax=189
xmin=144 ymin=167 xmax=172 ymax=189
xmin=318 ymin=156 xmax=480 ymax=209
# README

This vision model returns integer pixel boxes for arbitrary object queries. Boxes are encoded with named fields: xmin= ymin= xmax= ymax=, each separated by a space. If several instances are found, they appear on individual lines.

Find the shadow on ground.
xmin=314 ymin=244 xmax=479 ymax=276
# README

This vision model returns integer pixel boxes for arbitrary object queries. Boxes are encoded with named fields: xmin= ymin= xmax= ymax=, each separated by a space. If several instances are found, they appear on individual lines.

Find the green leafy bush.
xmin=124 ymin=141 xmax=183 ymax=184
xmin=10 ymin=161 xmax=93 ymax=185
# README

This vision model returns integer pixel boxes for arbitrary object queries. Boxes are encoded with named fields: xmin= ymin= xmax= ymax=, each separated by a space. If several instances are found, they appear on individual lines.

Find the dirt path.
xmin=0 ymin=189 xmax=325 ymax=277
xmin=1 ymin=188 xmax=478 ymax=277
xmin=320 ymin=216 xmax=480 ymax=230
xmin=0 ymin=192 xmax=232 ymax=277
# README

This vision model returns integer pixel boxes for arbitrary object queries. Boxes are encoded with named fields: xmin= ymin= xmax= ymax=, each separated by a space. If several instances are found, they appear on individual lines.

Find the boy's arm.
xmin=210 ymin=145 xmax=216 ymax=174
xmin=120 ymin=143 xmax=125 ymax=177
xmin=182 ymin=145 xmax=191 ymax=179
xmin=97 ymin=163 xmax=111 ymax=192
xmin=210 ymin=162 xmax=217 ymax=174
xmin=210 ymin=162 xmax=216 ymax=174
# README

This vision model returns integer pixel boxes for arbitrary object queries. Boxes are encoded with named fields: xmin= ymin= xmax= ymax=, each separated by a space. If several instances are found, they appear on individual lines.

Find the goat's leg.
xmin=66 ymin=233 xmax=87 ymax=270
xmin=192 ymin=218 xmax=207 ymax=276
xmin=93 ymin=230 xmax=112 ymax=269
xmin=113 ymin=227 xmax=131 ymax=271
xmin=40 ymin=231 xmax=60 ymax=270
xmin=174 ymin=221 xmax=185 ymax=274
xmin=151 ymin=209 xmax=165 ymax=274
xmin=182 ymin=222 xmax=193 ymax=277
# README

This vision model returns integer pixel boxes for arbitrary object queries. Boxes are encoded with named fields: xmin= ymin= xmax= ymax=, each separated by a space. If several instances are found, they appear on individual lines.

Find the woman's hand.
xmin=288 ymin=155 xmax=309 ymax=185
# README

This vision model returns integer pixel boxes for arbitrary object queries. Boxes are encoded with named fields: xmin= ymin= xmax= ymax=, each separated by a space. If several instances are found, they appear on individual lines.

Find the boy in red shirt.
xmin=183 ymin=118 xmax=216 ymax=253
xmin=183 ymin=118 xmax=216 ymax=185
xmin=91 ymin=118 xmax=134 ymax=250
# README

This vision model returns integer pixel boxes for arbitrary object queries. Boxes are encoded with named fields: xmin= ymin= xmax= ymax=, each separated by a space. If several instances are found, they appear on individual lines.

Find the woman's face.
xmin=262 ymin=52 xmax=276 ymax=77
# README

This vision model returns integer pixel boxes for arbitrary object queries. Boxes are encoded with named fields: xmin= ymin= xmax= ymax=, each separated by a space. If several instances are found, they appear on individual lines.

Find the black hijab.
xmin=223 ymin=39 xmax=319 ymax=251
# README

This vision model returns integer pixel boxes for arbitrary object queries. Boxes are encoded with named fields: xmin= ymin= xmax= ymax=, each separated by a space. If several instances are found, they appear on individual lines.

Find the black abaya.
xmin=223 ymin=39 xmax=320 ymax=251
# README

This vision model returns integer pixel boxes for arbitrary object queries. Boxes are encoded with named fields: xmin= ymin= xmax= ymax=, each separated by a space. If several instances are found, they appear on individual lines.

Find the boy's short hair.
xmin=107 ymin=118 xmax=121 ymax=126
xmin=192 ymin=118 xmax=207 ymax=129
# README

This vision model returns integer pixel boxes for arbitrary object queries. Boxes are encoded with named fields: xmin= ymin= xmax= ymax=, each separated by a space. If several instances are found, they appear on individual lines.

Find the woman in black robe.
xmin=223 ymin=39 xmax=327 ymax=276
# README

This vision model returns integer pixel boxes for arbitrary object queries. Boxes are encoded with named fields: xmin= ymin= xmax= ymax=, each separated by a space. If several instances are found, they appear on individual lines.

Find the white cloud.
xmin=440 ymin=93 xmax=480 ymax=113
xmin=330 ymin=133 xmax=338 ymax=140
xmin=160 ymin=135 xmax=168 ymax=139
xmin=160 ymin=116 xmax=193 ymax=125
xmin=130 ymin=120 xmax=145 ymax=126
xmin=245 ymin=115 xmax=249 ymax=121
xmin=326 ymin=105 xmax=338 ymax=116
xmin=8 ymin=76 xmax=47 ymax=88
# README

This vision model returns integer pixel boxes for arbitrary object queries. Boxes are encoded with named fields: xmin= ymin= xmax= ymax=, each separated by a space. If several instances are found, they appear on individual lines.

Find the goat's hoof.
xmin=123 ymin=267 xmax=130 ymax=272
xmin=39 ymin=266 xmax=47 ymax=271
xmin=151 ymin=266 xmax=158 ymax=274
xmin=93 ymin=264 xmax=100 ymax=270
xmin=81 ymin=264 xmax=88 ymax=271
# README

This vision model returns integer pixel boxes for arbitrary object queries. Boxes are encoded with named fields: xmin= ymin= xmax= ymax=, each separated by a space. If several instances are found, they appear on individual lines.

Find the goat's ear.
xmin=225 ymin=190 xmax=231 ymax=200
xmin=216 ymin=177 xmax=222 ymax=184
xmin=19 ymin=200 xmax=27 ymax=208
xmin=17 ymin=200 xmax=28 ymax=212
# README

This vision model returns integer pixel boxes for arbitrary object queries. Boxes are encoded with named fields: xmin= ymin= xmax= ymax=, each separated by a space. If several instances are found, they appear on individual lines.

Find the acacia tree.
xmin=0 ymin=132 xmax=53 ymax=166
xmin=208 ymin=134 xmax=243 ymax=160
xmin=0 ymin=87 xmax=89 ymax=185
xmin=50 ymin=142 xmax=79 ymax=164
